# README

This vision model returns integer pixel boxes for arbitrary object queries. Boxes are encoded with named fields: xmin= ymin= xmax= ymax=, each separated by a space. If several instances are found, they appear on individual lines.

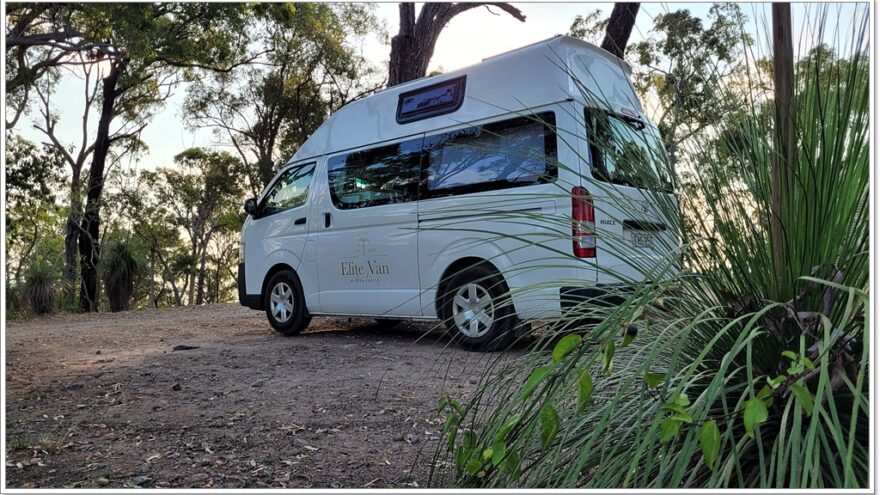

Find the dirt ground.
xmin=5 ymin=304 xmax=514 ymax=488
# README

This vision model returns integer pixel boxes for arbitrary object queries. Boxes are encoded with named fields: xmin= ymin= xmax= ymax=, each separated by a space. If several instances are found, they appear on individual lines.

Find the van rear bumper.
xmin=238 ymin=263 xmax=263 ymax=310
xmin=559 ymin=285 xmax=632 ymax=310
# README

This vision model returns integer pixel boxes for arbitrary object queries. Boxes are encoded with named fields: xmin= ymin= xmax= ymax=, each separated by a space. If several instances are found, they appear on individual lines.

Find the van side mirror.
xmin=244 ymin=197 xmax=259 ymax=217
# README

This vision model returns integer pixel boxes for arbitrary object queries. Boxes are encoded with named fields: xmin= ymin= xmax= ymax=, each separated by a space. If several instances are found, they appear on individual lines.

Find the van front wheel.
xmin=264 ymin=270 xmax=310 ymax=336
xmin=440 ymin=265 xmax=517 ymax=351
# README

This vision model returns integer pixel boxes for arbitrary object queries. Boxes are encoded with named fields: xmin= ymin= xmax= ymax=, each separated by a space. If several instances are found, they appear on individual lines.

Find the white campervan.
xmin=238 ymin=36 xmax=677 ymax=350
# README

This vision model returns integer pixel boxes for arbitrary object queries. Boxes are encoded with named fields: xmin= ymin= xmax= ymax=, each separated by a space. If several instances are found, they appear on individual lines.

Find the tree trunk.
xmin=256 ymin=155 xmax=276 ymax=189
xmin=13 ymin=213 xmax=39 ymax=283
xmin=148 ymin=247 xmax=156 ymax=308
xmin=771 ymin=3 xmax=794 ymax=297
xmin=214 ymin=255 xmax=222 ymax=304
xmin=63 ymin=174 xmax=82 ymax=307
xmin=388 ymin=4 xmax=419 ymax=87
xmin=600 ymin=3 xmax=640 ymax=59
xmin=196 ymin=242 xmax=208 ymax=305
xmin=387 ymin=3 xmax=526 ymax=87
xmin=158 ymin=254 xmax=182 ymax=306
xmin=78 ymin=60 xmax=124 ymax=312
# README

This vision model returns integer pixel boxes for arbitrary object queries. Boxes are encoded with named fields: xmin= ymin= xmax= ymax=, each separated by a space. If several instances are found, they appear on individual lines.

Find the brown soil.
xmin=5 ymin=304 xmax=513 ymax=488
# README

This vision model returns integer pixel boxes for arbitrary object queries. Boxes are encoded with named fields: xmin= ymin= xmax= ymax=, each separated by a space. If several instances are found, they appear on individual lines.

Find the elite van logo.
xmin=340 ymin=235 xmax=390 ymax=284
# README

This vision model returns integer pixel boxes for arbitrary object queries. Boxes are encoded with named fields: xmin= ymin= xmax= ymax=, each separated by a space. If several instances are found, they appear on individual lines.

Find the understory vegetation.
xmin=429 ymin=6 xmax=869 ymax=489
xmin=5 ymin=3 xmax=384 ymax=314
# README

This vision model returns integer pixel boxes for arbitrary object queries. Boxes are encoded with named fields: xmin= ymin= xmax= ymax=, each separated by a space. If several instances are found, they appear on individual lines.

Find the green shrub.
xmin=430 ymin=12 xmax=869 ymax=490
xmin=101 ymin=240 xmax=145 ymax=312
xmin=23 ymin=262 xmax=56 ymax=315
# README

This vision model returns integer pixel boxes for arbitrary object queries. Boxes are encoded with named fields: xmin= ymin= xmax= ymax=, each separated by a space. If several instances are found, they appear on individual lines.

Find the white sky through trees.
xmin=12 ymin=2 xmax=862 ymax=176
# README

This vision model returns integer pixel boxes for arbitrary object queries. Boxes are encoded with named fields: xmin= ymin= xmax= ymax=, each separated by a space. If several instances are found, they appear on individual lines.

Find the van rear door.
xmin=582 ymin=108 xmax=678 ymax=285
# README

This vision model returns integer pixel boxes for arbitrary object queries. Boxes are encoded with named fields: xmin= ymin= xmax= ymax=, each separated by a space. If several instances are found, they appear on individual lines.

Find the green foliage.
xmin=576 ymin=370 xmax=593 ymax=413
xmin=432 ymin=8 xmax=869 ymax=489
xmin=539 ymin=403 xmax=559 ymax=451
xmin=521 ymin=365 xmax=551 ymax=398
xmin=742 ymin=398 xmax=769 ymax=438
xmin=699 ymin=420 xmax=721 ymax=470
xmin=567 ymin=9 xmax=607 ymax=44
xmin=24 ymin=261 xmax=56 ymax=315
xmin=629 ymin=4 xmax=752 ymax=167
xmin=644 ymin=372 xmax=664 ymax=389
xmin=4 ymin=135 xmax=66 ymax=287
xmin=101 ymin=240 xmax=146 ymax=312
xmin=184 ymin=3 xmax=384 ymax=192
xmin=552 ymin=334 xmax=582 ymax=362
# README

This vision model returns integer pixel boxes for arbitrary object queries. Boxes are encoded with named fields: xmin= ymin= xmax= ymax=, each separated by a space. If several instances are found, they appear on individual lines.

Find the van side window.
xmin=261 ymin=163 xmax=315 ymax=215
xmin=585 ymin=108 xmax=673 ymax=191
xmin=423 ymin=112 xmax=557 ymax=197
xmin=327 ymin=138 xmax=421 ymax=209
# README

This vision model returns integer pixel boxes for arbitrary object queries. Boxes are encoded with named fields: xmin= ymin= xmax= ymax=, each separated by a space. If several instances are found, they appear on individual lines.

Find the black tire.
xmin=263 ymin=269 xmax=311 ymax=336
xmin=439 ymin=264 xmax=518 ymax=351
xmin=375 ymin=318 xmax=402 ymax=328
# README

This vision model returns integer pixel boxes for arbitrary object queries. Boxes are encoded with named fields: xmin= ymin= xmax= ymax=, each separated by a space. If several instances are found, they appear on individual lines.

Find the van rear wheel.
xmin=264 ymin=270 xmax=310 ymax=336
xmin=440 ymin=265 xmax=517 ymax=351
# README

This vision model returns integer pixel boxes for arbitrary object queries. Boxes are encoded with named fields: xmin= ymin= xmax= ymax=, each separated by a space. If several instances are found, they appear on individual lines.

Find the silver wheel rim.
xmin=452 ymin=283 xmax=494 ymax=338
xmin=270 ymin=282 xmax=294 ymax=323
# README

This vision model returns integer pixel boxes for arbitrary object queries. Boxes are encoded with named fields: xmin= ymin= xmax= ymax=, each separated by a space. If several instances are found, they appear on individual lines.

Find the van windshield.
xmin=586 ymin=108 xmax=673 ymax=192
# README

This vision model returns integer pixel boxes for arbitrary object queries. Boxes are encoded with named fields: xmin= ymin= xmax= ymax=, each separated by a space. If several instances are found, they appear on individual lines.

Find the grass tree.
xmin=24 ymin=261 xmax=56 ymax=315
xmin=430 ymin=6 xmax=869 ymax=489
xmin=101 ymin=240 xmax=145 ymax=312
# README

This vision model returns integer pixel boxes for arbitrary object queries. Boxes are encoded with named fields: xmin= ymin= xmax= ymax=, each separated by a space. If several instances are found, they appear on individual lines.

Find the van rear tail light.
xmin=572 ymin=186 xmax=596 ymax=258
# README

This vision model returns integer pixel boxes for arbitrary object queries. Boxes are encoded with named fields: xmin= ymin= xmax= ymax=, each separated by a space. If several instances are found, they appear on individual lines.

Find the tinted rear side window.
xmin=585 ymin=108 xmax=673 ymax=192
xmin=327 ymin=138 xmax=422 ymax=209
xmin=422 ymin=112 xmax=557 ymax=198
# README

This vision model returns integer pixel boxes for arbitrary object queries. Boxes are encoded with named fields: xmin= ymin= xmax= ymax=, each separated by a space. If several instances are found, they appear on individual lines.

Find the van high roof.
xmin=291 ymin=35 xmax=642 ymax=163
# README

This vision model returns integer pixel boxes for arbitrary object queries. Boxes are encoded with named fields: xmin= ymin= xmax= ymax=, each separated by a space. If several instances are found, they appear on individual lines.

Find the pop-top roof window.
xmin=396 ymin=76 xmax=466 ymax=124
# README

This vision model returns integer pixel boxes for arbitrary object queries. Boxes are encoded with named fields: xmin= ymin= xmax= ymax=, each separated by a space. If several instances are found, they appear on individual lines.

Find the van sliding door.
xmin=313 ymin=137 xmax=424 ymax=317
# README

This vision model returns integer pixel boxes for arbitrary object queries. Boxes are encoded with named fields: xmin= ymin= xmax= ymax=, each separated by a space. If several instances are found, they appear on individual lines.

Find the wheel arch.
xmin=435 ymin=257 xmax=514 ymax=318
xmin=261 ymin=263 xmax=307 ymax=314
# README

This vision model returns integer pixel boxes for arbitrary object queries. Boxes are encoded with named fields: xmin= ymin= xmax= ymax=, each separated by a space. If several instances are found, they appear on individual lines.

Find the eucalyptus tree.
xmin=628 ymin=4 xmax=750 ymax=169
xmin=138 ymin=148 xmax=245 ymax=306
xmin=4 ymin=134 xmax=65 ymax=287
xmin=570 ymin=4 xmax=751 ymax=172
xmin=185 ymin=3 xmax=384 ymax=194
xmin=6 ymin=3 xmax=258 ymax=310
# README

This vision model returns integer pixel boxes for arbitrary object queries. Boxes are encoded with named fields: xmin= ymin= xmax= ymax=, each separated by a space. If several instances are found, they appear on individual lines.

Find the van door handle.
xmin=324 ymin=212 xmax=332 ymax=228
xmin=293 ymin=217 xmax=306 ymax=226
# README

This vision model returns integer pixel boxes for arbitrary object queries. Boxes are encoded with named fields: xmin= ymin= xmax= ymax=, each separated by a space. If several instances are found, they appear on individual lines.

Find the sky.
xmin=11 ymin=2 xmax=867 ymax=173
